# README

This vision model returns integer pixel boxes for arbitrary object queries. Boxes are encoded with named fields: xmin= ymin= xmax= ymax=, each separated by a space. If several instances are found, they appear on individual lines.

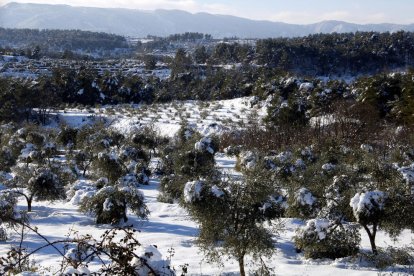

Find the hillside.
xmin=1 ymin=2 xmax=414 ymax=38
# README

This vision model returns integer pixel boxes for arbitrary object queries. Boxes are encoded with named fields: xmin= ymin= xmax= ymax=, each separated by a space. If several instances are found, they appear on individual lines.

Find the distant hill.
xmin=1 ymin=2 xmax=414 ymax=38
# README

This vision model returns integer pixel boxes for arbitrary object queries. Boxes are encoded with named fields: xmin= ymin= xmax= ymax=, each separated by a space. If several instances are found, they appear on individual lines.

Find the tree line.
xmin=0 ymin=28 xmax=128 ymax=52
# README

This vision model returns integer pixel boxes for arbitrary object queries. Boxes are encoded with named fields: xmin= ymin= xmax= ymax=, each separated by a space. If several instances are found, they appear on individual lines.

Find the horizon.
xmin=2 ymin=0 xmax=414 ymax=25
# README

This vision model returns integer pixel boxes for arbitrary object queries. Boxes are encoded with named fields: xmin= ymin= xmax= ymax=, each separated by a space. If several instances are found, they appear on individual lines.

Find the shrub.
xmin=9 ymin=166 xmax=66 ymax=212
xmin=0 ymin=147 xmax=15 ymax=172
xmin=363 ymin=246 xmax=414 ymax=270
xmin=57 ymin=125 xmax=78 ymax=147
xmin=0 ymin=227 xmax=7 ymax=241
xmin=93 ymin=152 xmax=125 ymax=182
xmin=0 ymin=189 xmax=19 ymax=225
xmin=294 ymin=219 xmax=360 ymax=259
xmin=158 ymin=128 xmax=220 ymax=201
xmin=288 ymin=187 xmax=319 ymax=219
xmin=79 ymin=179 xmax=149 ymax=225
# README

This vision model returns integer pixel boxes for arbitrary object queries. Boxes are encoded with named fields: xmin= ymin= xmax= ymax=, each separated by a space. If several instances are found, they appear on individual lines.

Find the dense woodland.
xmin=1 ymin=29 xmax=414 ymax=75
xmin=0 ymin=28 xmax=129 ymax=54
xmin=256 ymin=32 xmax=414 ymax=75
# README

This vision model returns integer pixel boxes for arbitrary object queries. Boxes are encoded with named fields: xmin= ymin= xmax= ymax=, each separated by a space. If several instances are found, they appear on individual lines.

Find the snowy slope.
xmin=1 ymin=97 xmax=413 ymax=275
xmin=1 ymin=156 xmax=411 ymax=275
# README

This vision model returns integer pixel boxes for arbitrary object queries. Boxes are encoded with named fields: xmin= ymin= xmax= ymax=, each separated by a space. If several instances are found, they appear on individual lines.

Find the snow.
xmin=1 ymin=96 xmax=413 ymax=275
xmin=183 ymin=180 xmax=204 ymax=203
xmin=134 ymin=244 xmax=171 ymax=275
xmin=277 ymin=151 xmax=293 ymax=163
xmin=397 ymin=163 xmax=414 ymax=184
xmin=350 ymin=190 xmax=386 ymax=220
xmin=300 ymin=219 xmax=331 ymax=240
xmin=310 ymin=114 xmax=336 ymax=127
xmin=296 ymin=188 xmax=317 ymax=206
xmin=53 ymin=96 xmax=266 ymax=138
xmin=239 ymin=150 xmax=258 ymax=169
xmin=194 ymin=137 xmax=214 ymax=154
xmin=360 ymin=144 xmax=374 ymax=152
xmin=20 ymin=143 xmax=36 ymax=158
xmin=1 ymin=173 xmax=412 ymax=275
xmin=295 ymin=158 xmax=306 ymax=169
xmin=69 ymin=189 xmax=96 ymax=205
xmin=299 ymin=82 xmax=314 ymax=92
xmin=63 ymin=266 xmax=90 ymax=275
xmin=322 ymin=163 xmax=336 ymax=171
xmin=102 ymin=198 xmax=113 ymax=211
xmin=211 ymin=185 xmax=224 ymax=198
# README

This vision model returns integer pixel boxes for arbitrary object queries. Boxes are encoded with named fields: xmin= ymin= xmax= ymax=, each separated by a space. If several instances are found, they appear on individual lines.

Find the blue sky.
xmin=3 ymin=0 xmax=414 ymax=24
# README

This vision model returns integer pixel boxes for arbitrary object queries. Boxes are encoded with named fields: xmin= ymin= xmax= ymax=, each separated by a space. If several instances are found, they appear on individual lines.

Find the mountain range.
xmin=1 ymin=2 xmax=414 ymax=38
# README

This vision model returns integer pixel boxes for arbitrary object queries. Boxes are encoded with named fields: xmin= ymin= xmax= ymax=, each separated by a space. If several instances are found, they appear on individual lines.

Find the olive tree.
xmin=183 ymin=168 xmax=284 ymax=276
xmin=10 ymin=166 xmax=66 ymax=212
xmin=159 ymin=125 xmax=219 ymax=202
xmin=349 ymin=158 xmax=414 ymax=255
xmin=0 ymin=188 xmax=20 ymax=225
xmin=79 ymin=178 xmax=149 ymax=225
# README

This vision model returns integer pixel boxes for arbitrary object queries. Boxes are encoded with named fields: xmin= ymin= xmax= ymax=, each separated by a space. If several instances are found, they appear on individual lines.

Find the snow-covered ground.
xmin=1 ymin=155 xmax=412 ymax=275
xmin=1 ymin=97 xmax=413 ymax=275
xmin=53 ymin=97 xmax=266 ymax=137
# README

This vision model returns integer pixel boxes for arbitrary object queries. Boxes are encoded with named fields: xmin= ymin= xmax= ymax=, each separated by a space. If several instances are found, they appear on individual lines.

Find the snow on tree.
xmin=159 ymin=129 xmax=219 ymax=202
xmin=350 ymin=190 xmax=386 ymax=223
xmin=79 ymin=178 xmax=149 ymax=225
xmin=19 ymin=143 xmax=40 ymax=164
xmin=134 ymin=245 xmax=172 ymax=275
xmin=183 ymin=180 xmax=205 ymax=203
xmin=289 ymin=187 xmax=319 ymax=218
xmin=183 ymin=167 xmax=284 ymax=276
xmin=194 ymin=137 xmax=216 ymax=155
xmin=349 ymin=190 xmax=386 ymax=254
xmin=10 ymin=166 xmax=66 ymax=212
xmin=237 ymin=150 xmax=258 ymax=170
xmin=319 ymin=175 xmax=354 ymax=220
xmin=67 ymin=180 xmax=97 ymax=205
xmin=294 ymin=218 xmax=360 ymax=259
xmin=0 ymin=187 xmax=20 ymax=225
xmin=321 ymin=162 xmax=336 ymax=171
xmin=93 ymin=152 xmax=125 ymax=182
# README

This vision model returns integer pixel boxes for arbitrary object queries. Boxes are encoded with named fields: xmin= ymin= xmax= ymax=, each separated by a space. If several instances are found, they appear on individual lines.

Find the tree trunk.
xmin=238 ymin=255 xmax=246 ymax=276
xmin=27 ymin=196 xmax=33 ymax=212
xmin=363 ymin=224 xmax=378 ymax=255
xmin=122 ymin=203 xmax=128 ymax=223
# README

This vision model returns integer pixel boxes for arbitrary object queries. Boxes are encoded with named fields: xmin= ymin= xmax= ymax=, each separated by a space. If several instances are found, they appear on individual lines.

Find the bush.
xmin=294 ymin=219 xmax=360 ymax=259
xmin=93 ymin=152 xmax=125 ymax=182
xmin=0 ymin=147 xmax=15 ymax=172
xmin=158 ymin=128 xmax=220 ymax=201
xmin=79 ymin=179 xmax=149 ymax=225
xmin=28 ymin=168 xmax=66 ymax=202
xmin=363 ymin=246 xmax=414 ymax=270
xmin=288 ymin=188 xmax=319 ymax=219
xmin=0 ymin=227 xmax=7 ymax=241
xmin=0 ymin=189 xmax=19 ymax=225
xmin=57 ymin=125 xmax=78 ymax=147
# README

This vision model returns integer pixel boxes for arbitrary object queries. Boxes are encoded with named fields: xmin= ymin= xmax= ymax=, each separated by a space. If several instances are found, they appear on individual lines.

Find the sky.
xmin=2 ymin=0 xmax=414 ymax=24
